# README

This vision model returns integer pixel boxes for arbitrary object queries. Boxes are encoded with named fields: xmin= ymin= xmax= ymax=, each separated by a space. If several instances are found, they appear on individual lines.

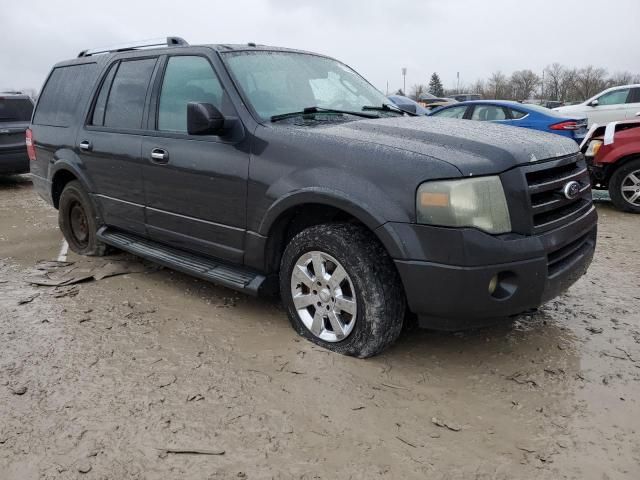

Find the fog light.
xmin=488 ymin=274 xmax=498 ymax=295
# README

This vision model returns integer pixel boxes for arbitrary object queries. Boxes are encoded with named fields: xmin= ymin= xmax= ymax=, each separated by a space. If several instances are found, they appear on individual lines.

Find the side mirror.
xmin=589 ymin=99 xmax=599 ymax=107
xmin=187 ymin=102 xmax=224 ymax=135
xmin=398 ymin=103 xmax=417 ymax=114
xmin=636 ymin=112 xmax=640 ymax=117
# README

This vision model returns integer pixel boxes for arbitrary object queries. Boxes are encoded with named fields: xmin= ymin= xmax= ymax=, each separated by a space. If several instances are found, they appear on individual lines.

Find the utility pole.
xmin=401 ymin=67 xmax=407 ymax=95
xmin=456 ymin=72 xmax=460 ymax=93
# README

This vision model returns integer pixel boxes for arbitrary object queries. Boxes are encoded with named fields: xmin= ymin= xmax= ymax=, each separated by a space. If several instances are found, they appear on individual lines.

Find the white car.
xmin=554 ymin=84 xmax=640 ymax=126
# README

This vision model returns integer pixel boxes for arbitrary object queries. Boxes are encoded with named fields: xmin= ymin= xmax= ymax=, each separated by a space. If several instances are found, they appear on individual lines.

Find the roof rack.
xmin=77 ymin=36 xmax=188 ymax=58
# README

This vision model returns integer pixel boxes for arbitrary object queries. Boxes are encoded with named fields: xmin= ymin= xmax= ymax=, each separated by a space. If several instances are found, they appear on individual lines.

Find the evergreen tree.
xmin=428 ymin=73 xmax=444 ymax=97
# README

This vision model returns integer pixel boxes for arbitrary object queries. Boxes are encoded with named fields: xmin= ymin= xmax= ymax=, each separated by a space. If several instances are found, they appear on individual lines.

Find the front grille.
xmin=546 ymin=231 xmax=593 ymax=278
xmin=524 ymin=154 xmax=593 ymax=234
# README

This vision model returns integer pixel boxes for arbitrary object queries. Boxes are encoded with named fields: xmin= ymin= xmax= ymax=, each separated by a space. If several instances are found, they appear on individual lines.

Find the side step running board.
xmin=97 ymin=227 xmax=266 ymax=296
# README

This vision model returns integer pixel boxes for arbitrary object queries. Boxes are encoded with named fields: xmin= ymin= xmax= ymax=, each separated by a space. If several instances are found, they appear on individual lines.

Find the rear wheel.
xmin=280 ymin=223 xmax=405 ymax=358
xmin=609 ymin=159 xmax=640 ymax=213
xmin=58 ymin=180 xmax=108 ymax=256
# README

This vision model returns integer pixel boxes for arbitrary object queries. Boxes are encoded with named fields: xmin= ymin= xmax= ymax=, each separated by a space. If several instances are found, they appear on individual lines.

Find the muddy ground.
xmin=0 ymin=175 xmax=638 ymax=479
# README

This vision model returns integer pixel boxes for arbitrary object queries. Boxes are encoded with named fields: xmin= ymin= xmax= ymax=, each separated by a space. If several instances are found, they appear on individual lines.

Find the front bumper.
xmin=382 ymin=206 xmax=597 ymax=330
xmin=0 ymin=149 xmax=29 ymax=174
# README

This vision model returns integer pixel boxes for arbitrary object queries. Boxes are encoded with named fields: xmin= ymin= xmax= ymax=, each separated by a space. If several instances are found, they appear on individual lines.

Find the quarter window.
xmin=103 ymin=58 xmax=157 ymax=129
xmin=158 ymin=56 xmax=224 ymax=132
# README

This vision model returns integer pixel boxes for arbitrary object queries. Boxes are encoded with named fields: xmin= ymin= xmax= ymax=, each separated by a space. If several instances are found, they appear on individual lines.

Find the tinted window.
xmin=509 ymin=108 xmax=527 ymax=119
xmin=0 ymin=98 xmax=33 ymax=122
xmin=33 ymin=63 xmax=97 ymax=127
xmin=91 ymin=63 xmax=117 ymax=126
xmin=597 ymin=89 xmax=630 ymax=106
xmin=103 ymin=58 xmax=156 ymax=129
xmin=158 ymin=56 xmax=224 ymax=132
xmin=628 ymin=87 xmax=640 ymax=103
xmin=432 ymin=105 xmax=467 ymax=118
xmin=471 ymin=105 xmax=507 ymax=121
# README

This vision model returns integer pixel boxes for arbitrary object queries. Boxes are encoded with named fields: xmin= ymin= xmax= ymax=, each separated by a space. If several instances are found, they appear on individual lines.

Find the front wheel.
xmin=280 ymin=223 xmax=405 ymax=358
xmin=609 ymin=158 xmax=640 ymax=213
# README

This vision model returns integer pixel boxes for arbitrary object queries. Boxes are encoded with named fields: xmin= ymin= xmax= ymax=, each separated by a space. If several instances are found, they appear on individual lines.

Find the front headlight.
xmin=584 ymin=139 xmax=603 ymax=157
xmin=416 ymin=176 xmax=511 ymax=234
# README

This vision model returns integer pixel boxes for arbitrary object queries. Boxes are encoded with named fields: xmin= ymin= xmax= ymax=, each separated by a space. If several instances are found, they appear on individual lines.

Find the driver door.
xmin=590 ymin=88 xmax=631 ymax=124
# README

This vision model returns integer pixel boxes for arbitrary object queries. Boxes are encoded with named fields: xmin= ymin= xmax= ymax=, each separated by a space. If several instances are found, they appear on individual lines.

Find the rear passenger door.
xmin=141 ymin=54 xmax=249 ymax=264
xmin=78 ymin=57 xmax=158 ymax=236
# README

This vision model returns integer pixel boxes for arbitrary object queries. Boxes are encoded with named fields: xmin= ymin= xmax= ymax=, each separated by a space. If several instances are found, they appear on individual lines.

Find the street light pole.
xmin=402 ymin=67 xmax=407 ymax=95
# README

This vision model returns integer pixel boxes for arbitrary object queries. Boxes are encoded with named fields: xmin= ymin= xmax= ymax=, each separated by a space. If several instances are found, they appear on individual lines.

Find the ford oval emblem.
xmin=563 ymin=181 xmax=581 ymax=200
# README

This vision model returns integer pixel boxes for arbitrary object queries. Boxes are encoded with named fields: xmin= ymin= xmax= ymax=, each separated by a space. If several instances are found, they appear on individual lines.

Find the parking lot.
xmin=0 ymin=174 xmax=637 ymax=478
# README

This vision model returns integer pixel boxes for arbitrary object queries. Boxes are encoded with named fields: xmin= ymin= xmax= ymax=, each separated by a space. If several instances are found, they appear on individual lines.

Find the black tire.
xmin=609 ymin=158 xmax=640 ymax=213
xmin=58 ymin=180 xmax=108 ymax=256
xmin=280 ymin=223 xmax=406 ymax=358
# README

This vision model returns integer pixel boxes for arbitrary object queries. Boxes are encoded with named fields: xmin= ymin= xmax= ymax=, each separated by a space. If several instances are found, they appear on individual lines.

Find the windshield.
xmin=223 ymin=51 xmax=393 ymax=121
xmin=0 ymin=97 xmax=33 ymax=122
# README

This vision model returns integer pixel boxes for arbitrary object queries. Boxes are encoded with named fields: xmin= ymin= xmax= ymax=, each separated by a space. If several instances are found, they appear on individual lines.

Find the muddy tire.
xmin=609 ymin=158 xmax=640 ymax=213
xmin=280 ymin=223 xmax=405 ymax=358
xmin=58 ymin=180 xmax=108 ymax=256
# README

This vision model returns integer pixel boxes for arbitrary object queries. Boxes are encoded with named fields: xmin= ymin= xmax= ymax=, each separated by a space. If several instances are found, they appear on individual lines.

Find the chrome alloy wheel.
xmin=621 ymin=169 xmax=640 ymax=207
xmin=290 ymin=251 xmax=357 ymax=342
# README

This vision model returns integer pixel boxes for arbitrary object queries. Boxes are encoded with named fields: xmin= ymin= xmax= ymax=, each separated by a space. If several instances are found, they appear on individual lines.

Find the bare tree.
xmin=409 ymin=84 xmax=427 ymax=101
xmin=574 ymin=66 xmax=608 ymax=100
xmin=470 ymin=79 xmax=486 ymax=96
xmin=510 ymin=70 xmax=540 ymax=100
xmin=608 ymin=71 xmax=640 ymax=87
xmin=487 ymin=71 xmax=509 ymax=99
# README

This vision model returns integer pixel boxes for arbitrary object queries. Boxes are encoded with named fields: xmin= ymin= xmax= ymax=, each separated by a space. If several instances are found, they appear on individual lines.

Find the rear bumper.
xmin=385 ymin=206 xmax=597 ymax=330
xmin=0 ymin=149 xmax=29 ymax=174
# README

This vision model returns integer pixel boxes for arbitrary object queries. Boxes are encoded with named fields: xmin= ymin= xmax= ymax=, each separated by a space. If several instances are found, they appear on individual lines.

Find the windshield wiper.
xmin=270 ymin=106 xmax=379 ymax=122
xmin=362 ymin=104 xmax=416 ymax=116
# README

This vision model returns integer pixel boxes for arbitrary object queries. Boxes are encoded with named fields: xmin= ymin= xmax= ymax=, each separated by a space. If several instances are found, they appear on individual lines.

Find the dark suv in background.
xmin=29 ymin=38 xmax=597 ymax=357
xmin=1 ymin=92 xmax=34 ymax=175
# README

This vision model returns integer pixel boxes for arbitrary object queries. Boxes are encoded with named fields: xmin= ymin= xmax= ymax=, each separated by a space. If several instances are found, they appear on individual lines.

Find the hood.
xmin=554 ymin=104 xmax=586 ymax=115
xmin=310 ymin=116 xmax=579 ymax=176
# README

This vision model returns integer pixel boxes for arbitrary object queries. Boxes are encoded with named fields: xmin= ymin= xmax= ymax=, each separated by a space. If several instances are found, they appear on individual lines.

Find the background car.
xmin=417 ymin=92 xmax=457 ymax=110
xmin=0 ymin=92 xmax=34 ymax=175
xmin=452 ymin=93 xmax=482 ymax=102
xmin=581 ymin=119 xmax=640 ymax=212
xmin=429 ymin=100 xmax=588 ymax=143
xmin=554 ymin=84 xmax=640 ymax=126
xmin=387 ymin=95 xmax=430 ymax=115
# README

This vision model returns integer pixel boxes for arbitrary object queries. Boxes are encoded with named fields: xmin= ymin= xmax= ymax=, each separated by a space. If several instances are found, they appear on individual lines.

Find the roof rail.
xmin=77 ymin=36 xmax=188 ymax=58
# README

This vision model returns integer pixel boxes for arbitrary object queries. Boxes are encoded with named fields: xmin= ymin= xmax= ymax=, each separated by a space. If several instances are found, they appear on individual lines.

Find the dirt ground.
xmin=0 ymin=175 xmax=639 ymax=480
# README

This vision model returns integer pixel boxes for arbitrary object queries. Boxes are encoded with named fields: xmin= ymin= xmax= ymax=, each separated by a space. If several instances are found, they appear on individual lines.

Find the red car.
xmin=582 ymin=119 xmax=640 ymax=212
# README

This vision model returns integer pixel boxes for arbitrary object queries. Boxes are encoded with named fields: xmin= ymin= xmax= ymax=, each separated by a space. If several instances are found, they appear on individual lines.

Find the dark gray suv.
xmin=29 ymin=38 xmax=597 ymax=357
xmin=1 ymin=92 xmax=34 ymax=175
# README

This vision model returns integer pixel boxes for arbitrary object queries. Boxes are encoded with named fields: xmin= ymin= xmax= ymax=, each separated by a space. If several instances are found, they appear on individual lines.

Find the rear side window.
xmin=0 ymin=98 xmax=33 ymax=122
xmin=509 ymin=108 xmax=527 ymax=119
xmin=471 ymin=105 xmax=507 ymax=121
xmin=33 ymin=63 xmax=97 ymax=127
xmin=102 ymin=58 xmax=157 ymax=129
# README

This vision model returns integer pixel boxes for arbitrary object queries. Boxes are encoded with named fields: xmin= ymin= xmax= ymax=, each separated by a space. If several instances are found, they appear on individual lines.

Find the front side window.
xmin=223 ymin=51 xmax=392 ymax=121
xmin=432 ymin=105 xmax=467 ymax=118
xmin=597 ymin=89 xmax=630 ymax=106
xmin=158 ymin=56 xmax=224 ymax=132
xmin=471 ymin=105 xmax=507 ymax=121
xmin=103 ymin=58 xmax=157 ymax=129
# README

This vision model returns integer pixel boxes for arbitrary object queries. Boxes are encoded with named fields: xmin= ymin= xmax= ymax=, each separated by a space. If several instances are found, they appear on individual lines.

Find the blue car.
xmin=429 ymin=100 xmax=588 ymax=143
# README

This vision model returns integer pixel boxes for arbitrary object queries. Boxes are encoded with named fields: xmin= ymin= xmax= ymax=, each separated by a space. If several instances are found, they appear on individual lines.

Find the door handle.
xmin=79 ymin=141 xmax=92 ymax=151
xmin=150 ymin=148 xmax=169 ymax=164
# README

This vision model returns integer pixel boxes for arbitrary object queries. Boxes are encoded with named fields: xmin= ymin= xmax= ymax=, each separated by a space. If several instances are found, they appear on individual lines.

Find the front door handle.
xmin=79 ymin=141 xmax=92 ymax=151
xmin=150 ymin=148 xmax=169 ymax=164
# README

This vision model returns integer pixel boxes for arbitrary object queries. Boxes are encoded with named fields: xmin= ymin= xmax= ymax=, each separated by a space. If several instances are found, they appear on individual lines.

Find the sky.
xmin=2 ymin=0 xmax=639 ymax=94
